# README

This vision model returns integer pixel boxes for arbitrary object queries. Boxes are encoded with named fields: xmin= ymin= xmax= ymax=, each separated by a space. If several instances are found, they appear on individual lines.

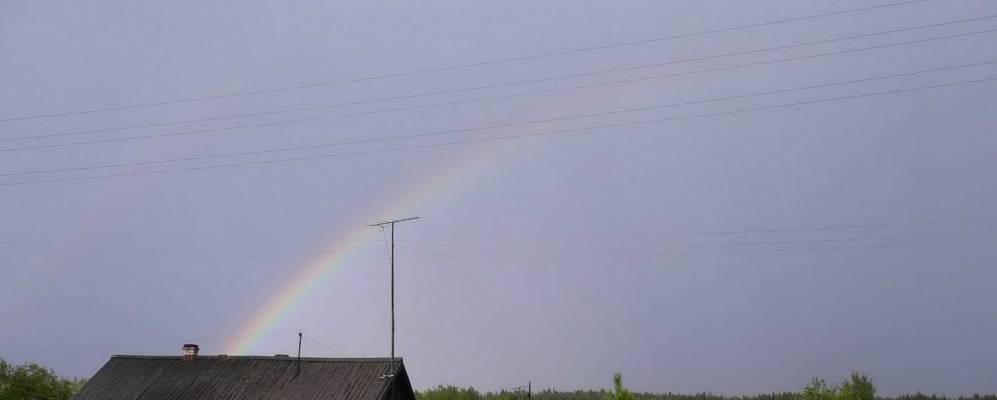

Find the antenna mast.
xmin=369 ymin=216 xmax=419 ymax=377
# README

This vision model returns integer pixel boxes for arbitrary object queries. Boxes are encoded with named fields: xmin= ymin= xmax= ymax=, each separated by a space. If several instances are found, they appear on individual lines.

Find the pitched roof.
xmin=73 ymin=356 xmax=413 ymax=400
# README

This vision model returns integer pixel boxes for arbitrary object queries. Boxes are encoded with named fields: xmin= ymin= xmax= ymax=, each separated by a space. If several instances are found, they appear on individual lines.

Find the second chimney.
xmin=182 ymin=344 xmax=199 ymax=361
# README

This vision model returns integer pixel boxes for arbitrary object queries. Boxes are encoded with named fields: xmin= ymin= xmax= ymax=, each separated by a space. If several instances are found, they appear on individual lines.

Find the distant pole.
xmin=510 ymin=384 xmax=529 ymax=400
xmin=369 ymin=216 xmax=419 ymax=376
xmin=296 ymin=331 xmax=302 ymax=376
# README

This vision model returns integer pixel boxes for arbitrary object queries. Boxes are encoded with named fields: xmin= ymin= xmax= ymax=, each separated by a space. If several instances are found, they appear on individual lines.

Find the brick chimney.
xmin=182 ymin=344 xmax=199 ymax=361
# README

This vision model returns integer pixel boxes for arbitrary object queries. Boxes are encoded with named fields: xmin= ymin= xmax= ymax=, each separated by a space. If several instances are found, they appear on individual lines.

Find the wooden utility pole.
xmin=369 ymin=216 xmax=419 ymax=377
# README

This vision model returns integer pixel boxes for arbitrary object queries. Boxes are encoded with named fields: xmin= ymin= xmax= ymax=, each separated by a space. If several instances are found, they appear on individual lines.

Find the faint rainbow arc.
xmin=226 ymin=141 xmax=498 ymax=355
xmin=227 ymin=84 xmax=615 ymax=355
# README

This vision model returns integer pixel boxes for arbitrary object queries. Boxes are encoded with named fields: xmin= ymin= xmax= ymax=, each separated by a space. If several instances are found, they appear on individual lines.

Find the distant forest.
xmin=416 ymin=389 xmax=997 ymax=400
xmin=416 ymin=372 xmax=997 ymax=400
xmin=415 ymin=390 xmax=997 ymax=400
xmin=3 ymin=358 xmax=995 ymax=400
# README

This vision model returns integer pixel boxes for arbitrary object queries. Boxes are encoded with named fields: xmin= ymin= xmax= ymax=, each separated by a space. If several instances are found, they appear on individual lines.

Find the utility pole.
xmin=296 ymin=331 xmax=302 ymax=376
xmin=369 ymin=216 xmax=419 ymax=377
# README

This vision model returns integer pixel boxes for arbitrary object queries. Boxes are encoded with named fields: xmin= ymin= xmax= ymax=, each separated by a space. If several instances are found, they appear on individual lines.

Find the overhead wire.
xmin=393 ymin=242 xmax=936 ymax=260
xmin=0 ymin=217 xmax=981 ymax=243
xmin=1 ymin=332 xmax=302 ymax=364
xmin=0 ymin=231 xmax=990 ymax=261
xmin=6 ymin=56 xmax=994 ymax=176
xmin=0 ymin=239 xmax=387 ymax=255
xmin=2 ymin=331 xmax=296 ymax=356
xmin=0 ymin=0 xmax=927 ymax=122
xmin=6 ymin=13 xmax=993 ymax=144
xmin=0 ymin=240 xmax=939 ymax=262
xmin=1 ymin=74 xmax=994 ymax=186
xmin=5 ymin=26 xmax=995 ymax=153
xmin=5 ymin=0 xmax=994 ymax=379
xmin=0 ymin=233 xmax=937 ymax=256
xmin=304 ymin=338 xmax=348 ymax=357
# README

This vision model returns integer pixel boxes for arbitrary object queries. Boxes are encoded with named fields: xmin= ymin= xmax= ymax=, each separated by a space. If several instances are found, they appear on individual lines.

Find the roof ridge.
xmin=110 ymin=355 xmax=403 ymax=362
xmin=77 ymin=355 xmax=411 ymax=400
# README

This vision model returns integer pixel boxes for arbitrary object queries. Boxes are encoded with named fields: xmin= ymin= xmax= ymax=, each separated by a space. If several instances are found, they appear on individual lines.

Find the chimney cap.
xmin=182 ymin=344 xmax=200 ymax=361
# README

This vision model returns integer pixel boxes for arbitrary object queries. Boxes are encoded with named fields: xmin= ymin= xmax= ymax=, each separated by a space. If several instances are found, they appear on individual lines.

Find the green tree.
xmin=416 ymin=384 xmax=483 ymax=400
xmin=838 ymin=372 xmax=875 ymax=400
xmin=605 ymin=372 xmax=635 ymax=400
xmin=802 ymin=377 xmax=837 ymax=400
xmin=0 ymin=358 xmax=86 ymax=400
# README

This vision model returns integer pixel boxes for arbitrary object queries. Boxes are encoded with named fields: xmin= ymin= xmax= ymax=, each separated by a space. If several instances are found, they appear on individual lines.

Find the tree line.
xmin=416 ymin=372 xmax=997 ymax=400
xmin=2 ymin=357 xmax=994 ymax=400
xmin=0 ymin=358 xmax=86 ymax=400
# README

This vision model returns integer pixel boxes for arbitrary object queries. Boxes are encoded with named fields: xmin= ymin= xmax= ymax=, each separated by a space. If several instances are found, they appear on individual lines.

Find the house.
xmin=73 ymin=344 xmax=415 ymax=400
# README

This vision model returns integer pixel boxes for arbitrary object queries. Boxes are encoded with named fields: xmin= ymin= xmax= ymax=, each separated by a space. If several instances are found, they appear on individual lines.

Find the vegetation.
xmin=839 ymin=373 xmax=876 ymax=400
xmin=606 ymin=372 xmax=635 ymax=400
xmin=416 ymin=372 xmax=996 ymax=400
xmin=1 ymin=358 xmax=994 ymax=400
xmin=0 ymin=358 xmax=86 ymax=400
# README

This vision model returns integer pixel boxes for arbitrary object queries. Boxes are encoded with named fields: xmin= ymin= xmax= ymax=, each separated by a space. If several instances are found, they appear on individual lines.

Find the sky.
xmin=1 ymin=0 xmax=996 ymax=396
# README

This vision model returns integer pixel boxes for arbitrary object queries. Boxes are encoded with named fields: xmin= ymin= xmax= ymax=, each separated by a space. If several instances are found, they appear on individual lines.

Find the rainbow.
xmin=226 ymin=83 xmax=616 ymax=355
xmin=225 ymin=139 xmax=507 ymax=355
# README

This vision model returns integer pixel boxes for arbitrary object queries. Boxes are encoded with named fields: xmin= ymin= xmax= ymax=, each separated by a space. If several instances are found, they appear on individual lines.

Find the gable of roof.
xmin=73 ymin=356 xmax=413 ymax=400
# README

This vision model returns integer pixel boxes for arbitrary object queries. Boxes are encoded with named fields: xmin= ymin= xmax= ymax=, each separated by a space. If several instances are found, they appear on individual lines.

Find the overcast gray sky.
xmin=2 ymin=0 xmax=996 ymax=395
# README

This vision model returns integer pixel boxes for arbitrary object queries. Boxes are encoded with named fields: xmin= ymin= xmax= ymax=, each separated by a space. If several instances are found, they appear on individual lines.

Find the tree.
xmin=802 ymin=378 xmax=837 ymax=400
xmin=801 ymin=372 xmax=875 ymax=400
xmin=604 ymin=372 xmax=635 ymax=400
xmin=838 ymin=372 xmax=875 ymax=400
xmin=0 ymin=358 xmax=86 ymax=400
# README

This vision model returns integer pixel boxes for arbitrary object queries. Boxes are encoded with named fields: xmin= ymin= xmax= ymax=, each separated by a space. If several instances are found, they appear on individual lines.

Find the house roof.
xmin=73 ymin=355 xmax=412 ymax=400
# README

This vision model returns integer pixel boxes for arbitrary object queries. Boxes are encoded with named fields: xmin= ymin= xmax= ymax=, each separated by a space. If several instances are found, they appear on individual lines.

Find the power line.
xmin=0 ymin=240 xmax=387 ymax=254
xmin=2 ymin=68 xmax=994 ymax=185
xmin=310 ymin=241 xmax=939 ymax=261
xmin=1 ymin=332 xmax=300 ymax=364
xmin=398 ymin=242 xmax=936 ymax=260
xmin=0 ymin=249 xmax=380 ymax=262
xmin=0 ymin=233 xmax=943 ymax=256
xmin=405 ymin=233 xmax=940 ymax=253
xmin=1 ymin=229 xmax=992 ymax=261
xmin=672 ymin=242 xmax=932 ymax=256
xmin=0 ymin=231 xmax=376 ymax=243
xmin=302 ymin=340 xmax=324 ymax=358
xmin=8 ymin=13 xmax=993 ymax=144
xmin=0 ymin=237 xmax=949 ymax=263
xmin=2 ymin=76 xmax=993 ymax=186
xmin=0 ymin=0 xmax=927 ymax=123
xmin=304 ymin=337 xmax=348 ymax=357
xmin=393 ymin=218 xmax=992 ymax=241
xmin=0 ymin=217 xmax=981 ymax=243
xmin=3 ymin=331 xmax=296 ymax=356
xmin=10 ymin=56 xmax=994 ymax=174
xmin=5 ymin=27 xmax=994 ymax=153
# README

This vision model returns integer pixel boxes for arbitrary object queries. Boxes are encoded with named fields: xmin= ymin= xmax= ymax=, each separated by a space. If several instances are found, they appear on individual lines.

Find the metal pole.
xmin=390 ymin=221 xmax=395 ymax=373
xmin=296 ymin=331 xmax=302 ymax=376
xmin=369 ymin=216 xmax=418 ymax=378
